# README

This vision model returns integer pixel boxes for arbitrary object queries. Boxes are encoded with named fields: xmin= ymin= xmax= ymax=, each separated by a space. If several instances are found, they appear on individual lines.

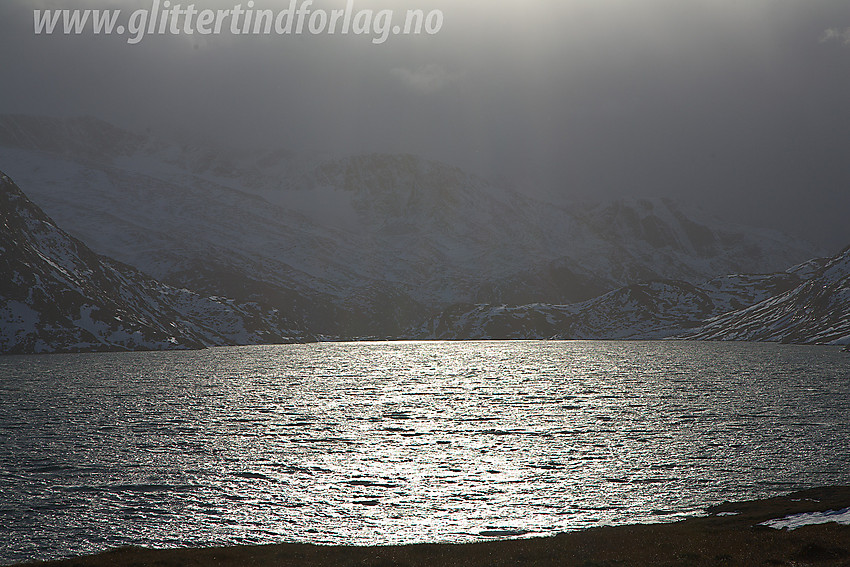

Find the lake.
xmin=1 ymin=340 xmax=849 ymax=564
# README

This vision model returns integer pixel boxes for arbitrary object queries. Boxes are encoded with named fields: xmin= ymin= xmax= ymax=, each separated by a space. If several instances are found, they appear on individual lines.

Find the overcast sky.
xmin=1 ymin=0 xmax=849 ymax=250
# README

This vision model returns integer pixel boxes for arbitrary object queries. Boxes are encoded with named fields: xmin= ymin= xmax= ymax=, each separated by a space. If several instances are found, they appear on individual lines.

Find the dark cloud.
xmin=1 ymin=0 xmax=849 ymax=249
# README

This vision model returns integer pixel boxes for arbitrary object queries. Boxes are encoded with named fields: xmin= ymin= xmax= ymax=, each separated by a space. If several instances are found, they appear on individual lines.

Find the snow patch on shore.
xmin=759 ymin=507 xmax=850 ymax=530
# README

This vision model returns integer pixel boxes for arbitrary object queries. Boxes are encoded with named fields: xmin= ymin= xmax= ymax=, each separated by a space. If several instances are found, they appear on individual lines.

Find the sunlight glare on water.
xmin=1 ymin=340 xmax=849 ymax=564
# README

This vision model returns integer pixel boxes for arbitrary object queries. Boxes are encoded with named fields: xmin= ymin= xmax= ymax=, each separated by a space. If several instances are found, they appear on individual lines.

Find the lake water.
xmin=1 ymin=340 xmax=849 ymax=564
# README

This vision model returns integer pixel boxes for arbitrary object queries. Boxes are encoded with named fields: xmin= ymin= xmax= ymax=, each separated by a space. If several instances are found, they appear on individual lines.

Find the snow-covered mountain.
xmin=684 ymin=247 xmax=850 ymax=345
xmin=408 ymin=246 xmax=850 ymax=346
xmin=407 ymin=272 xmax=805 ymax=341
xmin=0 ymin=171 xmax=311 ymax=354
xmin=0 ymin=115 xmax=822 ymax=338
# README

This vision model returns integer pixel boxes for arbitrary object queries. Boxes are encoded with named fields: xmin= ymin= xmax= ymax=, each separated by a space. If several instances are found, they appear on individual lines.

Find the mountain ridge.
xmin=683 ymin=245 xmax=850 ymax=344
xmin=408 ymin=247 xmax=849 ymax=346
xmin=0 ymin=115 xmax=822 ymax=338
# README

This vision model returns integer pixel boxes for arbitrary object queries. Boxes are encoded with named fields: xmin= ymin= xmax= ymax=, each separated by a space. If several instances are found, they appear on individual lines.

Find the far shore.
xmin=13 ymin=486 xmax=850 ymax=567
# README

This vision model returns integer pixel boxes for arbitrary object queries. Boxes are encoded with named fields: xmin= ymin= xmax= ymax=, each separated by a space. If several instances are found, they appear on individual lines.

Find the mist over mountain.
xmin=0 ymin=115 xmax=822 ymax=339
xmin=4 ymin=1 xmax=850 ymax=253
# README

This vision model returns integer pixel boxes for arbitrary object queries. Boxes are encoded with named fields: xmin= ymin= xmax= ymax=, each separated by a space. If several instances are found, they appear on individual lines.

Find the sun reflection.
xmin=2 ymin=341 xmax=849 ymax=563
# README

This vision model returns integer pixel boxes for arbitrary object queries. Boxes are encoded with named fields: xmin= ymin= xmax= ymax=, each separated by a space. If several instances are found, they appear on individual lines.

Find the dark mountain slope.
xmin=0 ymin=171 xmax=311 ymax=354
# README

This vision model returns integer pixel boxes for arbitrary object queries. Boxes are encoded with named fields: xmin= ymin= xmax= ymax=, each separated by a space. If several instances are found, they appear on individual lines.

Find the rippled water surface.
xmin=1 ymin=340 xmax=849 ymax=564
